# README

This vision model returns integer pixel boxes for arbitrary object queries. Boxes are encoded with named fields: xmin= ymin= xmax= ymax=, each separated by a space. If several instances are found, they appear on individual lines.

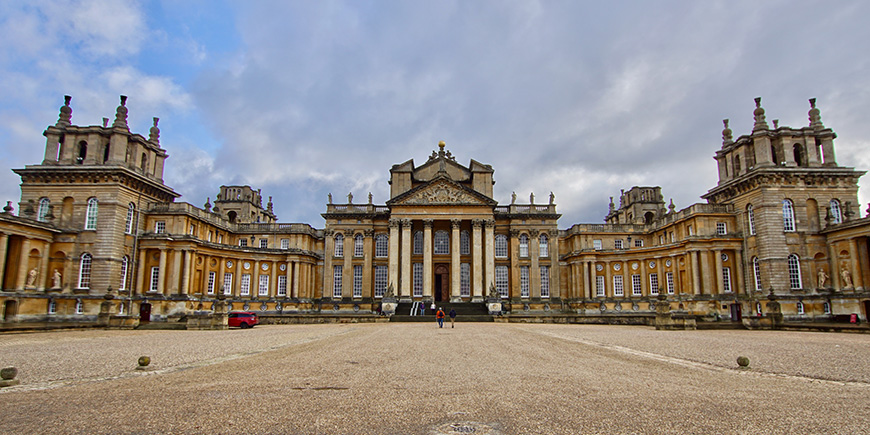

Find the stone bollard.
xmin=737 ymin=356 xmax=750 ymax=369
xmin=136 ymin=356 xmax=151 ymax=371
xmin=0 ymin=367 xmax=20 ymax=387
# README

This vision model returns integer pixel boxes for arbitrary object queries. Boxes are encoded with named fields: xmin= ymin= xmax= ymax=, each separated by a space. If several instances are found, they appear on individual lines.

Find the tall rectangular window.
xmin=375 ymin=235 xmax=388 ymax=258
xmin=593 ymin=239 xmax=602 ymax=250
xmin=259 ymin=275 xmax=269 ymax=296
xmin=239 ymin=239 xmax=247 ymax=247
xmin=189 ymin=224 xmax=196 ymax=235
xmin=413 ymin=263 xmax=423 ymax=297
xmin=520 ymin=266 xmax=530 ymax=298
xmin=240 ymin=274 xmax=251 ymax=296
xmin=649 ymin=273 xmax=659 ymax=295
xmin=495 ymin=265 xmax=509 ymax=298
xmin=540 ymin=266 xmax=550 ymax=298
xmin=666 ymin=272 xmax=674 ymax=294
xmin=277 ymin=275 xmax=287 ymax=296
xmin=596 ymin=275 xmax=605 ymax=297
xmin=224 ymin=272 xmax=233 ymax=295
xmin=753 ymin=257 xmax=762 ymax=291
xmin=150 ymin=267 xmax=160 ymax=292
xmin=85 ymin=198 xmax=98 ymax=230
xmin=539 ymin=235 xmax=549 ymax=257
xmin=519 ymin=235 xmax=529 ymax=258
xmin=613 ymin=275 xmax=624 ymax=297
xmin=614 ymin=239 xmax=623 ymax=250
xmin=687 ymin=225 xmax=693 ymax=236
xmin=207 ymin=271 xmax=216 ymax=294
xmin=259 ymin=239 xmax=268 ymax=248
xmin=334 ymin=234 xmax=344 ymax=257
xmin=155 ymin=221 xmax=165 ymax=234
xmin=631 ymin=274 xmax=642 ymax=296
xmin=281 ymin=239 xmax=290 ymax=249
xmin=374 ymin=266 xmax=388 ymax=297
xmin=353 ymin=265 xmax=362 ymax=298
xmin=716 ymin=222 xmax=727 ymax=235
xmin=460 ymin=231 xmax=470 ymax=255
xmin=333 ymin=266 xmax=342 ymax=298
xmin=460 ymin=263 xmax=470 ymax=297
xmin=119 ymin=257 xmax=128 ymax=290
xmin=125 ymin=203 xmax=135 ymax=234
xmin=495 ymin=235 xmax=508 ymax=258
xmin=722 ymin=267 xmax=732 ymax=293
xmin=354 ymin=235 xmax=364 ymax=257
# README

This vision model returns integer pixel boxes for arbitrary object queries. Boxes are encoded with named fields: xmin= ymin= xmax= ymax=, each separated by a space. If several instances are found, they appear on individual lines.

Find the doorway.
xmin=139 ymin=302 xmax=152 ymax=322
xmin=434 ymin=264 xmax=449 ymax=302
xmin=3 ymin=300 xmax=17 ymax=322
xmin=863 ymin=301 xmax=870 ymax=323
xmin=730 ymin=303 xmax=742 ymax=322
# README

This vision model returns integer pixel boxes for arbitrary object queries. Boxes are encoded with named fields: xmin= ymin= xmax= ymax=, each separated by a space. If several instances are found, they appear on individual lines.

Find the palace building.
xmin=1 ymin=95 xmax=869 ymax=327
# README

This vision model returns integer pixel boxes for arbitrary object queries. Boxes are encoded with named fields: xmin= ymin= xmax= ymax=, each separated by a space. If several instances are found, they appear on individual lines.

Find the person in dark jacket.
xmin=436 ymin=308 xmax=445 ymax=328
xmin=448 ymin=308 xmax=457 ymax=328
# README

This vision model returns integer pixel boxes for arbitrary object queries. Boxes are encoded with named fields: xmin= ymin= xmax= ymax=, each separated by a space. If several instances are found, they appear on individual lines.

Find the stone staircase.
xmin=389 ymin=302 xmax=493 ymax=322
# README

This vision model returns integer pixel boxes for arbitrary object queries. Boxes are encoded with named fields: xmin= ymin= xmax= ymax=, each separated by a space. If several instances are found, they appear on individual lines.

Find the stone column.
xmin=422 ymin=220 xmax=433 ymax=298
xmin=363 ymin=230 xmax=373 ymax=298
xmin=583 ymin=261 xmax=595 ymax=299
xmin=292 ymin=261 xmax=300 ymax=298
xmin=0 ymin=233 xmax=8 ymax=290
xmin=472 ymin=219 xmax=483 ymax=301
xmin=451 ymin=219 xmax=461 ymax=300
xmin=484 ymin=219 xmax=495 ymax=294
xmin=690 ymin=250 xmax=701 ymax=295
xmin=850 ymin=238 xmax=864 ymax=290
xmin=640 ymin=259 xmax=647 ymax=296
xmin=700 ymin=250 xmax=712 ymax=295
xmin=284 ymin=260 xmax=291 ymax=298
xmin=828 ymin=244 xmax=840 ymax=290
xmin=604 ymin=261 xmax=611 ymax=298
xmin=400 ymin=219 xmax=412 ymax=299
xmin=714 ymin=249 xmax=724 ymax=295
xmin=157 ymin=248 xmax=167 ymax=295
xmin=530 ymin=230 xmax=540 ymax=299
xmin=343 ymin=231 xmax=353 ymax=298
xmin=234 ymin=260 xmax=242 ymax=298
xmin=549 ymin=230 xmax=560 ymax=299
xmin=270 ymin=260 xmax=278 ymax=298
xmin=217 ymin=256 xmax=226 ymax=296
xmin=734 ymin=249 xmax=745 ymax=295
xmin=388 ymin=219 xmax=400 ymax=293
xmin=180 ymin=250 xmax=191 ymax=295
xmin=253 ymin=260 xmax=261 ymax=297
xmin=323 ymin=229 xmax=334 ymax=299
xmin=170 ymin=249 xmax=182 ymax=295
xmin=16 ymin=238 xmax=31 ymax=290
xmin=136 ymin=248 xmax=147 ymax=294
xmin=37 ymin=241 xmax=50 ymax=291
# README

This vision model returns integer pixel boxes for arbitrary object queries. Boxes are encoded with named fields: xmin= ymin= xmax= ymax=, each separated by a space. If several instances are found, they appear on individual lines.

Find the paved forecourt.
xmin=2 ymin=323 xmax=870 ymax=434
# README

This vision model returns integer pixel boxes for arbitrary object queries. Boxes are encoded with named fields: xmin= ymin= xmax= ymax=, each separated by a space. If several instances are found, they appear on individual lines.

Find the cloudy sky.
xmin=1 ymin=0 xmax=868 ymax=226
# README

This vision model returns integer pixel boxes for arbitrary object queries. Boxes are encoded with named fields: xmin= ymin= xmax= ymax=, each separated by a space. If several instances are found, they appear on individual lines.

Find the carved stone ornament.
xmin=401 ymin=182 xmax=483 ymax=205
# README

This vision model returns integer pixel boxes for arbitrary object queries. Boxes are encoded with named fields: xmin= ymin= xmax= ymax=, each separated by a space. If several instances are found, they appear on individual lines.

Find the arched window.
xmin=354 ymin=234 xmax=364 ymax=257
xmin=770 ymin=144 xmax=780 ymax=165
xmin=747 ymin=204 xmax=756 ymax=235
xmin=434 ymin=231 xmax=449 ymax=254
xmin=413 ymin=231 xmax=423 ymax=255
xmin=519 ymin=234 xmax=529 ymax=257
xmin=460 ymin=231 xmax=470 ymax=255
xmin=37 ymin=198 xmax=50 ymax=222
xmin=752 ymin=256 xmax=762 ymax=291
xmin=140 ymin=153 xmax=148 ymax=171
xmin=788 ymin=254 xmax=802 ymax=289
xmin=103 ymin=143 xmax=110 ymax=163
xmin=334 ymin=233 xmax=344 ymax=258
xmin=125 ymin=203 xmax=135 ymax=234
xmin=539 ymin=234 xmax=549 ymax=257
xmin=495 ymin=235 xmax=508 ymax=258
xmin=85 ymin=198 xmax=98 ymax=230
xmin=119 ymin=256 xmax=129 ymax=290
xmin=79 ymin=253 xmax=92 ymax=289
xmin=375 ymin=234 xmax=388 ymax=258
xmin=782 ymin=199 xmax=795 ymax=232
xmin=830 ymin=199 xmax=842 ymax=224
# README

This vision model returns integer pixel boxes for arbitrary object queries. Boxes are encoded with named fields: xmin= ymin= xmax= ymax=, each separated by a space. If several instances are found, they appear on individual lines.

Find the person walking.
xmin=436 ymin=307 xmax=445 ymax=328
xmin=449 ymin=308 xmax=457 ymax=328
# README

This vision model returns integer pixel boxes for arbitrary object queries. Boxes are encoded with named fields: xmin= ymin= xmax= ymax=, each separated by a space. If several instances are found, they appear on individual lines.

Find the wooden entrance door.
xmin=139 ymin=303 xmax=152 ymax=322
xmin=434 ymin=264 xmax=449 ymax=302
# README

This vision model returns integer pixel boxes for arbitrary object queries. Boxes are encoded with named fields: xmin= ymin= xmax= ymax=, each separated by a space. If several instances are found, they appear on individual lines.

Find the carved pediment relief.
xmin=397 ymin=180 xmax=488 ymax=205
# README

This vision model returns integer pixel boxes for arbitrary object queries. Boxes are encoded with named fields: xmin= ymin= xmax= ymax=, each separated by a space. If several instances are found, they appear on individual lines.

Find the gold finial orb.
xmin=438 ymin=141 xmax=445 ymax=149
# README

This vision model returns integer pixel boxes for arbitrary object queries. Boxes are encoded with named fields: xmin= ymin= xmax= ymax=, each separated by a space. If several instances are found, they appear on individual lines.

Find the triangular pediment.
xmin=388 ymin=177 xmax=496 ymax=206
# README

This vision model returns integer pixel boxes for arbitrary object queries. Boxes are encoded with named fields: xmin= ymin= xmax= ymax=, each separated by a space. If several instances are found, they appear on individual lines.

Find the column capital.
xmin=389 ymin=218 xmax=400 ymax=228
xmin=472 ymin=219 xmax=484 ymax=228
xmin=450 ymin=219 xmax=461 ymax=229
xmin=401 ymin=218 xmax=412 ymax=227
xmin=344 ymin=228 xmax=355 ymax=236
xmin=364 ymin=229 xmax=375 ymax=237
xmin=530 ymin=229 xmax=540 ymax=236
xmin=484 ymin=219 xmax=495 ymax=228
xmin=509 ymin=229 xmax=520 ymax=238
xmin=548 ymin=229 xmax=559 ymax=237
xmin=423 ymin=219 xmax=434 ymax=228
xmin=324 ymin=229 xmax=335 ymax=236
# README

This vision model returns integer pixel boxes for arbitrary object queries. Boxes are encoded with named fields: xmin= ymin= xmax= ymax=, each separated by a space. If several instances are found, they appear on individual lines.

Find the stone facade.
xmin=1 ymin=96 xmax=869 ymax=326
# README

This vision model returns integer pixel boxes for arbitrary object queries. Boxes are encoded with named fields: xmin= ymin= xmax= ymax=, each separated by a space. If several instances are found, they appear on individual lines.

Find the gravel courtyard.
xmin=2 ymin=323 xmax=870 ymax=434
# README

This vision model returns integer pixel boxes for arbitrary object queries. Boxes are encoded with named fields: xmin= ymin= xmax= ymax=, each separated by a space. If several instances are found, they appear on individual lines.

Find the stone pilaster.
xmin=16 ymin=238 xmax=31 ymax=290
xmin=472 ymin=219 xmax=483 ymax=301
xmin=400 ymin=219 xmax=412 ymax=299
xmin=343 ymin=231 xmax=353 ymax=298
xmin=363 ymin=229 xmax=373 ymax=298
xmin=423 ymin=220 xmax=433 ymax=298
xmin=450 ymin=219 xmax=461 ymax=301
xmin=388 ymin=219 xmax=400 ymax=294
xmin=37 ymin=241 xmax=50 ymax=291
xmin=484 ymin=219 xmax=495 ymax=294
xmin=530 ymin=229 xmax=540 ymax=298
xmin=0 ymin=233 xmax=8 ymax=290
xmin=850 ymin=238 xmax=864 ymax=290
xmin=180 ymin=250 xmax=191 ymax=295
xmin=714 ymin=249 xmax=724 ymax=294
xmin=292 ymin=261 xmax=300 ymax=298
xmin=157 ymin=248 xmax=167 ymax=295
xmin=690 ymin=250 xmax=701 ymax=295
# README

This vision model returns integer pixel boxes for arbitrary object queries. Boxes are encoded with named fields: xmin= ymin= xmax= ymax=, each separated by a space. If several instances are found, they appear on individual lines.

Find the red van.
xmin=228 ymin=311 xmax=259 ymax=328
